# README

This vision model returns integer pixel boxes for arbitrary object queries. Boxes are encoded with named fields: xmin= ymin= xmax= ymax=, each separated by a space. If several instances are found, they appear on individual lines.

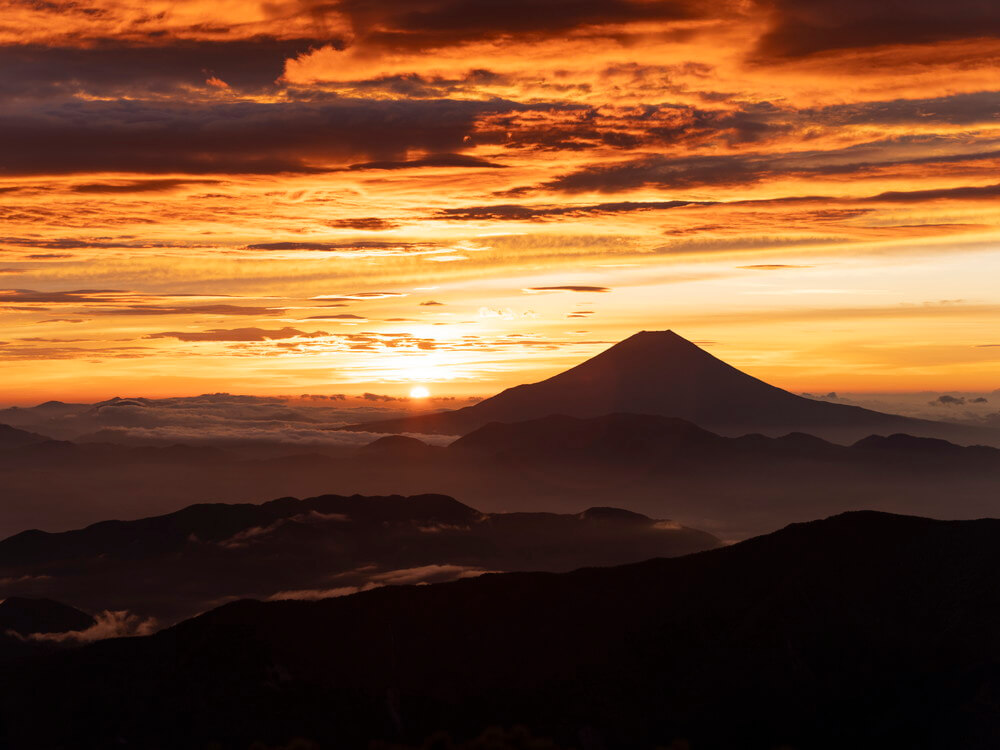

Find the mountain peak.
xmin=345 ymin=329 xmax=997 ymax=445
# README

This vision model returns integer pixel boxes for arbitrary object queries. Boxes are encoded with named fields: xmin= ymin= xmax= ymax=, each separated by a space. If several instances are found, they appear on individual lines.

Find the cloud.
xmin=0 ymin=98 xmax=526 ymax=175
xmin=754 ymin=0 xmax=1000 ymax=60
xmin=434 ymin=200 xmax=701 ymax=221
xmin=312 ymin=292 xmax=408 ymax=300
xmin=147 ymin=327 xmax=327 ymax=342
xmin=538 ymin=135 xmax=1000 ymax=193
xmin=294 ymin=0 xmax=715 ymax=54
xmin=929 ymin=394 xmax=967 ymax=406
xmin=324 ymin=218 xmax=400 ymax=231
xmin=345 ymin=153 xmax=505 ymax=170
xmin=17 ymin=610 xmax=157 ymax=644
xmin=0 ymin=38 xmax=326 ymax=100
xmin=70 ymin=179 xmax=222 ymax=194
xmin=266 ymin=564 xmax=496 ymax=601
xmin=523 ymin=286 xmax=611 ymax=293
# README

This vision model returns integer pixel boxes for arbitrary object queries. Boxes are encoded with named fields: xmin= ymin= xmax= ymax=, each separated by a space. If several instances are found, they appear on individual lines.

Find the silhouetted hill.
xmin=348 ymin=331 xmax=999 ymax=445
xmin=0 ymin=597 xmax=94 ymax=636
xmin=0 ymin=423 xmax=49 ymax=450
xmin=0 ymin=597 xmax=96 ymax=665
xmin=4 ymin=512 xmax=1000 ymax=749
xmin=0 ymin=493 xmax=719 ymax=622
xmin=449 ymin=412 xmax=1000 ymax=470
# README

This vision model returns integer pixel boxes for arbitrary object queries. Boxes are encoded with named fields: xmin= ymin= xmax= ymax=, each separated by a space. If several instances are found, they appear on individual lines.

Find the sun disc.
xmin=410 ymin=385 xmax=430 ymax=399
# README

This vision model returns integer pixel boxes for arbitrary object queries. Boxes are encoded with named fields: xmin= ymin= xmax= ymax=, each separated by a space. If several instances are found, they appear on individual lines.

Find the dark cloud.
xmin=929 ymin=394 xmax=967 ymax=406
xmin=324 ymin=218 xmax=400 ymax=231
xmin=0 ymin=38 xmax=330 ymax=100
xmin=0 ymin=238 xmax=169 ymax=249
xmin=147 ymin=327 xmax=326 ymax=342
xmin=243 ymin=240 xmax=440 ymax=252
xmin=812 ymin=92 xmax=1000 ymax=128
xmin=318 ymin=0 xmax=717 ymax=52
xmin=316 ymin=70 xmax=513 ymax=99
xmin=524 ymin=286 xmax=611 ymax=293
xmin=755 ymin=0 xmax=1000 ymax=60
xmin=0 ymin=98 xmax=526 ymax=175
xmin=70 ymin=179 xmax=222 ymax=194
xmin=419 ymin=301 xmax=445 ymax=306
xmin=345 ymin=153 xmax=505 ymax=170
xmin=435 ymin=200 xmax=700 ymax=221
xmin=98 ymin=305 xmax=283 ymax=317
xmin=868 ymin=183 xmax=1000 ymax=203
xmin=538 ymin=135 xmax=1000 ymax=193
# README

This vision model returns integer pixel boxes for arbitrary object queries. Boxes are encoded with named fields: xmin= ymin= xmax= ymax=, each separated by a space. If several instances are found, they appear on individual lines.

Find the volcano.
xmin=349 ymin=330 xmax=997 ymax=445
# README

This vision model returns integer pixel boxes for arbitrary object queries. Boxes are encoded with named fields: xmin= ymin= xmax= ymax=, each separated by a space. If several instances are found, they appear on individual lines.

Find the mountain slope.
xmin=4 ymin=512 xmax=1000 ymax=749
xmin=348 ymin=330 xmax=997 ymax=444
xmin=0 ymin=493 xmax=719 ymax=621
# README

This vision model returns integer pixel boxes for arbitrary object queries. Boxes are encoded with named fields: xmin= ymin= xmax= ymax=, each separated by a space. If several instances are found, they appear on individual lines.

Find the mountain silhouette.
xmin=0 ymin=424 xmax=49 ymax=450
xmin=4 ymin=511 xmax=1000 ymax=749
xmin=348 ymin=330 xmax=998 ymax=444
xmin=0 ymin=493 xmax=719 ymax=622
xmin=0 ymin=596 xmax=96 ymax=665
xmin=0 ymin=596 xmax=94 ymax=636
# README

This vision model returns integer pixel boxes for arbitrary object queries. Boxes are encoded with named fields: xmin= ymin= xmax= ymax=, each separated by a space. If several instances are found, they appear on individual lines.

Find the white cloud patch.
xmin=13 ymin=609 xmax=158 ymax=643
xmin=266 ymin=564 xmax=498 ymax=601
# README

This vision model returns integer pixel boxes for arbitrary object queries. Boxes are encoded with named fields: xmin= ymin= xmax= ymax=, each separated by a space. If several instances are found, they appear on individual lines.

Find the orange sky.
xmin=1 ymin=0 xmax=999 ymax=402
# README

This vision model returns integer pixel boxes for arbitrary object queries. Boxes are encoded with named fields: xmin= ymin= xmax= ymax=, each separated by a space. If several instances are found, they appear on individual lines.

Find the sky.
xmin=1 ymin=0 xmax=999 ymax=402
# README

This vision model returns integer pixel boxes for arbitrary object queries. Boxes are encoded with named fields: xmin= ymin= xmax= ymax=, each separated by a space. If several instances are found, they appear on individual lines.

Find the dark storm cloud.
xmin=754 ymin=0 xmax=1000 ymax=60
xmin=147 ymin=327 xmax=327 ymax=342
xmin=0 ymin=38 xmax=330 ymax=99
xmin=0 ymin=98 xmax=525 ymax=176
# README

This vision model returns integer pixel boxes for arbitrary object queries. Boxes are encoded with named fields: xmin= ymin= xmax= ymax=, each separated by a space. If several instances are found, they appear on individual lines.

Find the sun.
xmin=409 ymin=385 xmax=431 ymax=399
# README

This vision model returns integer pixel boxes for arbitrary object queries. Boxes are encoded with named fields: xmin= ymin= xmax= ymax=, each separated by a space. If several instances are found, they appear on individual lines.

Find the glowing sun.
xmin=409 ymin=385 xmax=431 ymax=399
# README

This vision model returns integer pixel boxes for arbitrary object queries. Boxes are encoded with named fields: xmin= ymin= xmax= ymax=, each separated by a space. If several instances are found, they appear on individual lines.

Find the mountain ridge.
xmin=4 ymin=510 xmax=1000 ymax=749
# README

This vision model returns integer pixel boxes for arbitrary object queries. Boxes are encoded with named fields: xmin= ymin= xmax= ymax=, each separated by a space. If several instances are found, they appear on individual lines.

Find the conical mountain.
xmin=349 ymin=330 xmax=998 ymax=444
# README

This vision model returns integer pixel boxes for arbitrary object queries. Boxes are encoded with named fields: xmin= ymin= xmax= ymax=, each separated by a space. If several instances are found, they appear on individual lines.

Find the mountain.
xmin=3 ymin=411 xmax=1000 ymax=543
xmin=0 ymin=597 xmax=94 ymax=636
xmin=0 ymin=597 xmax=96 ymax=665
xmin=0 ymin=493 xmax=719 ymax=622
xmin=4 ymin=511 xmax=1000 ymax=749
xmin=0 ymin=424 xmax=49 ymax=450
xmin=347 ymin=330 xmax=999 ymax=445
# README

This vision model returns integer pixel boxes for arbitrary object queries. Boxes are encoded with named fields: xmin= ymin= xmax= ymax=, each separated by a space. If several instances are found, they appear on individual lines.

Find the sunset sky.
xmin=2 ymin=0 xmax=999 ymax=402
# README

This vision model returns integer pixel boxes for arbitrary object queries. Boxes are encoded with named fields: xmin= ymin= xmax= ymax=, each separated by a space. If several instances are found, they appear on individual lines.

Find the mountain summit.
xmin=350 ymin=331 xmax=996 ymax=444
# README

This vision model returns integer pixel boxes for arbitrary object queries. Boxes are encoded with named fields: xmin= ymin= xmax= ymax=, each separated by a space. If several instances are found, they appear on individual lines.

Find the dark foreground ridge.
xmin=0 ymin=493 xmax=719 ymax=622
xmin=348 ymin=330 xmax=998 ymax=445
xmin=4 ymin=511 xmax=1000 ymax=749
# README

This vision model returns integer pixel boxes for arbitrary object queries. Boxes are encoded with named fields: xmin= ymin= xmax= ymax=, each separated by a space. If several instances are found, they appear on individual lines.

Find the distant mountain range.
xmin=3 ymin=410 xmax=1000 ymax=541
xmin=0 ymin=493 xmax=719 ymax=622
xmin=4 ymin=511 xmax=999 ymax=749
xmin=348 ymin=330 xmax=1000 ymax=445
